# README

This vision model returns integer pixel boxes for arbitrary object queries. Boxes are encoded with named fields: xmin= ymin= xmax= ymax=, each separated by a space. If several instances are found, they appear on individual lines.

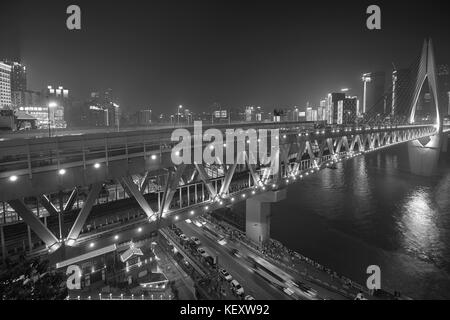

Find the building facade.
xmin=0 ymin=62 xmax=12 ymax=109
xmin=362 ymin=71 xmax=385 ymax=114
xmin=437 ymin=64 xmax=450 ymax=116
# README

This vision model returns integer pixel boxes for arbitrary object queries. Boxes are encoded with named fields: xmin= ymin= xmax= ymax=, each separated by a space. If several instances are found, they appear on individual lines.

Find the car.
xmin=169 ymin=224 xmax=177 ymax=230
xmin=173 ymin=228 xmax=183 ymax=236
xmin=283 ymin=287 xmax=295 ymax=297
xmin=219 ymin=268 xmax=233 ymax=281
xmin=217 ymin=237 xmax=227 ymax=246
xmin=192 ymin=220 xmax=203 ymax=228
xmin=185 ymin=219 xmax=192 ymax=224
xmin=197 ymin=247 xmax=207 ymax=255
xmin=244 ymin=295 xmax=255 ymax=300
xmin=190 ymin=236 xmax=201 ymax=246
xmin=230 ymin=280 xmax=244 ymax=296
xmin=230 ymin=248 xmax=242 ymax=258
xmin=179 ymin=234 xmax=189 ymax=242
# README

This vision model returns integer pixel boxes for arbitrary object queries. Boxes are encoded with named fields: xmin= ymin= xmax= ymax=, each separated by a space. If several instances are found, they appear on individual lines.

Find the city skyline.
xmin=1 ymin=0 xmax=450 ymax=114
xmin=1 ymin=0 xmax=450 ymax=305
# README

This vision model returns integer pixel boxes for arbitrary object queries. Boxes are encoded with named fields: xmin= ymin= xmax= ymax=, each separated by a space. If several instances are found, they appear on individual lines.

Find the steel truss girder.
xmin=194 ymin=163 xmax=218 ymax=200
xmin=161 ymin=164 xmax=186 ymax=214
xmin=64 ymin=188 xmax=78 ymax=212
xmin=120 ymin=176 xmax=156 ymax=220
xmin=66 ymin=182 xmax=103 ymax=243
xmin=8 ymin=199 xmax=60 ymax=250
xmin=38 ymin=195 xmax=59 ymax=216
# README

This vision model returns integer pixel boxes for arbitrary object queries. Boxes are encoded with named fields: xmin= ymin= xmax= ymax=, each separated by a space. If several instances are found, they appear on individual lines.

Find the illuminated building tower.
xmin=0 ymin=62 xmax=12 ymax=109
xmin=362 ymin=71 xmax=385 ymax=115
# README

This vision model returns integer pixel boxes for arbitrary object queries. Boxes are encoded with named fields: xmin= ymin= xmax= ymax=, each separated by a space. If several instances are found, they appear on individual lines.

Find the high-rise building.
xmin=327 ymin=92 xmax=345 ymax=124
xmin=437 ymin=64 xmax=450 ymax=116
xmin=137 ymin=109 xmax=152 ymax=126
xmin=392 ymin=68 xmax=412 ymax=117
xmin=342 ymin=96 xmax=359 ymax=124
xmin=12 ymin=90 xmax=42 ymax=109
xmin=44 ymin=85 xmax=70 ymax=128
xmin=0 ymin=62 xmax=12 ymax=109
xmin=362 ymin=72 xmax=385 ymax=114
xmin=7 ymin=61 xmax=27 ymax=92
xmin=72 ymin=90 xmax=120 ymax=128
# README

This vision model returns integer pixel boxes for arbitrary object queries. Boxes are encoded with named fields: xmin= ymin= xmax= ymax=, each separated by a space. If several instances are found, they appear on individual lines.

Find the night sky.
xmin=1 ymin=0 xmax=450 ymax=114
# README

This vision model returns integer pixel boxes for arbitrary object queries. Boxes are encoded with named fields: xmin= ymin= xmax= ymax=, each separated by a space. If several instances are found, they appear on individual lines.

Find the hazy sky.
xmin=1 ymin=0 xmax=450 ymax=114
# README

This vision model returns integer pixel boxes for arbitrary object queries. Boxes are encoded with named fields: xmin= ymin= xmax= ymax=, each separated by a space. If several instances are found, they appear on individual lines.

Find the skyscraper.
xmin=361 ymin=72 xmax=385 ymax=114
xmin=44 ymin=85 xmax=70 ymax=128
xmin=341 ymin=96 xmax=359 ymax=124
xmin=392 ymin=68 xmax=412 ymax=117
xmin=0 ymin=62 xmax=12 ymax=109
xmin=327 ymin=92 xmax=345 ymax=124
xmin=7 ymin=61 xmax=27 ymax=92
xmin=437 ymin=64 xmax=450 ymax=116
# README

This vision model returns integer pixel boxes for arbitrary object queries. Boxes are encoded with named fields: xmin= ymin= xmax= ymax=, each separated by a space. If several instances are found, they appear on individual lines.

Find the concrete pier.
xmin=245 ymin=189 xmax=287 ymax=244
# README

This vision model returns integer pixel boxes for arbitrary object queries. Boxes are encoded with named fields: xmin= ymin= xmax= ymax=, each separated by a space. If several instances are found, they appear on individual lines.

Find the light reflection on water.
xmin=271 ymin=143 xmax=450 ymax=299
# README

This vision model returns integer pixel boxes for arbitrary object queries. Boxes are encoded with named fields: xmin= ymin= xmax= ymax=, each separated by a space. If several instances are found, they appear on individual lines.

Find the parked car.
xmin=190 ymin=236 xmax=201 ymax=246
xmin=197 ymin=247 xmax=207 ymax=256
xmin=179 ymin=234 xmax=189 ymax=242
xmin=219 ymin=268 xmax=233 ymax=281
xmin=230 ymin=280 xmax=244 ymax=296
xmin=173 ymin=228 xmax=183 ymax=236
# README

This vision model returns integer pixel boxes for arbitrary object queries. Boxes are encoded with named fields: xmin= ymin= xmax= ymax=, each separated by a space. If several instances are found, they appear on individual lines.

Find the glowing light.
xmin=190 ymin=210 xmax=195 ymax=215
xmin=9 ymin=175 xmax=18 ymax=182
xmin=89 ymin=242 xmax=95 ymax=248
xmin=94 ymin=162 xmax=101 ymax=169
xmin=58 ymin=169 xmax=66 ymax=175
xmin=114 ymin=235 xmax=119 ymax=240
xmin=151 ymin=155 xmax=157 ymax=160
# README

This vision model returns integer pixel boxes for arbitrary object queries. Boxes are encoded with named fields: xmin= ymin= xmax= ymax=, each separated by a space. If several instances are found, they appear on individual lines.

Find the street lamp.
xmin=177 ymin=105 xmax=183 ymax=125
xmin=48 ymin=102 xmax=58 ymax=137
xmin=362 ymin=73 xmax=372 ymax=115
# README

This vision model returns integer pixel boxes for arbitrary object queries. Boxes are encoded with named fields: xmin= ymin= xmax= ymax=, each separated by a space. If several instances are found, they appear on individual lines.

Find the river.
xmin=270 ymin=143 xmax=450 ymax=299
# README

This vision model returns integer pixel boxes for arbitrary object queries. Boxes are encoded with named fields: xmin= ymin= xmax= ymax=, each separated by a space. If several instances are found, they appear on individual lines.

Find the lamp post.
xmin=177 ymin=105 xmax=183 ymax=125
xmin=47 ymin=102 xmax=57 ymax=137
xmin=362 ymin=73 xmax=372 ymax=115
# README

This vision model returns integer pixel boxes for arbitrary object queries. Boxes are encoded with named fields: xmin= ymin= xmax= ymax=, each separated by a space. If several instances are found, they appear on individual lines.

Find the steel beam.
xmin=120 ymin=176 xmax=156 ymax=220
xmin=66 ymin=183 xmax=103 ymax=243
xmin=8 ymin=199 xmax=60 ymax=250
xmin=1 ymin=226 xmax=6 ymax=262
xmin=161 ymin=164 xmax=186 ymax=213
xmin=38 ymin=195 xmax=59 ymax=216
xmin=139 ymin=171 xmax=150 ymax=192
xmin=194 ymin=163 xmax=218 ymax=200
xmin=64 ymin=188 xmax=78 ymax=212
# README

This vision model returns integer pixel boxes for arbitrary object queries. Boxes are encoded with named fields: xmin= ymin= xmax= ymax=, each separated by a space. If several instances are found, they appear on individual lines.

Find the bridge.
xmin=0 ymin=39 xmax=449 ymax=264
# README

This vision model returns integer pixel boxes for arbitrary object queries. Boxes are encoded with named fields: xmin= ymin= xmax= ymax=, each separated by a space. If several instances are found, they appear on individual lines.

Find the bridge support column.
xmin=1 ymin=225 xmax=6 ymax=263
xmin=407 ymin=134 xmax=442 ymax=176
xmin=7 ymin=199 xmax=60 ymax=252
xmin=442 ymin=134 xmax=448 ymax=153
xmin=245 ymin=189 xmax=286 ymax=245
xmin=66 ymin=183 xmax=103 ymax=245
